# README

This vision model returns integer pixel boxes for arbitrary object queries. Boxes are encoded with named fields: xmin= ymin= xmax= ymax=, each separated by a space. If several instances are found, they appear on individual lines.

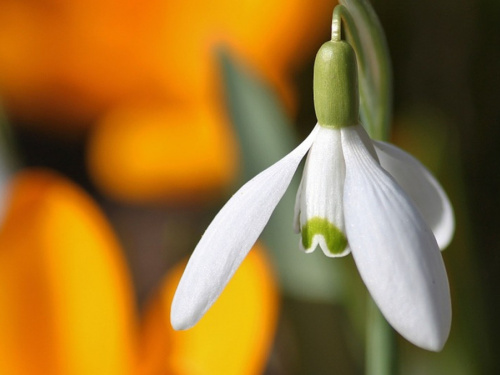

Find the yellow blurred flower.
xmin=139 ymin=243 xmax=279 ymax=375
xmin=0 ymin=169 xmax=279 ymax=374
xmin=0 ymin=169 xmax=138 ymax=375
xmin=87 ymin=101 xmax=238 ymax=203
xmin=0 ymin=0 xmax=334 ymax=203
xmin=0 ymin=0 xmax=162 ymax=127
xmin=0 ymin=0 xmax=333 ymax=122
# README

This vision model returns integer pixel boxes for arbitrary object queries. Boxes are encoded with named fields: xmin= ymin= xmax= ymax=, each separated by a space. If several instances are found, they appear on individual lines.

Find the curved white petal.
xmin=374 ymin=141 xmax=454 ymax=250
xmin=295 ymin=126 xmax=349 ymax=257
xmin=171 ymin=126 xmax=319 ymax=330
xmin=342 ymin=125 xmax=451 ymax=351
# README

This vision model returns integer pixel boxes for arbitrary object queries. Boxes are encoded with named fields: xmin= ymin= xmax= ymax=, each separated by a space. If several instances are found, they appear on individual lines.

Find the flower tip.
xmin=170 ymin=287 xmax=203 ymax=331
xmin=428 ymin=338 xmax=447 ymax=353
xmin=170 ymin=302 xmax=196 ymax=331
xmin=415 ymin=323 xmax=451 ymax=352
xmin=430 ymin=314 xmax=452 ymax=352
xmin=401 ymin=300 xmax=451 ymax=352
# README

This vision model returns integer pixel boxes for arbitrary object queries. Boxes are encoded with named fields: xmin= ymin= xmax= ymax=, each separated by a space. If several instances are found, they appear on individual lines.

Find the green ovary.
xmin=301 ymin=217 xmax=348 ymax=255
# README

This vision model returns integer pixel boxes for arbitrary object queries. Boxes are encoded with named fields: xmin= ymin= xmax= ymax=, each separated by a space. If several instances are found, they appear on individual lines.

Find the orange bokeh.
xmin=0 ymin=0 xmax=162 ymax=127
xmin=87 ymin=101 xmax=238 ymax=203
xmin=0 ymin=0 xmax=334 ymax=203
xmin=139 ymin=243 xmax=279 ymax=375
xmin=0 ymin=0 xmax=333 ymax=124
xmin=0 ymin=169 xmax=138 ymax=375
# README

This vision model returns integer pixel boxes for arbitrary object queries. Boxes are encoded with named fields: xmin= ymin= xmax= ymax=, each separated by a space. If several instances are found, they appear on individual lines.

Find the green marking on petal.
xmin=301 ymin=217 xmax=348 ymax=255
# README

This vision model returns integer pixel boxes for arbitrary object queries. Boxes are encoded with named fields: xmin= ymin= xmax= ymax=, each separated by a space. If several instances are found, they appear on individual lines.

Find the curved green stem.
xmin=332 ymin=5 xmax=365 ymax=67
xmin=332 ymin=1 xmax=393 ymax=140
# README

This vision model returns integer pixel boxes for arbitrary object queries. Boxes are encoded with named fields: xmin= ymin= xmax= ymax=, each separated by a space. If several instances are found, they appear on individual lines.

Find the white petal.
xmin=295 ymin=126 xmax=349 ymax=257
xmin=342 ymin=125 xmax=451 ymax=351
xmin=374 ymin=141 xmax=455 ymax=249
xmin=293 ymin=176 xmax=303 ymax=234
xmin=171 ymin=125 xmax=319 ymax=330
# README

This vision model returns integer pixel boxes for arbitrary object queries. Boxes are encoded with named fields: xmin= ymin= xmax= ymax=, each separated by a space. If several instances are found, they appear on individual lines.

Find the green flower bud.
xmin=313 ymin=40 xmax=359 ymax=128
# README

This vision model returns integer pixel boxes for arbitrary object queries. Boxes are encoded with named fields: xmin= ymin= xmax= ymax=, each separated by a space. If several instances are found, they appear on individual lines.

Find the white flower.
xmin=171 ymin=40 xmax=454 ymax=352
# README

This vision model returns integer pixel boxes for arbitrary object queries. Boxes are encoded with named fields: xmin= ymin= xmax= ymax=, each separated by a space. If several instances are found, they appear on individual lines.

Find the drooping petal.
xmin=342 ymin=125 xmax=451 ymax=351
xmin=294 ymin=126 xmax=349 ymax=257
xmin=171 ymin=126 xmax=319 ymax=330
xmin=374 ymin=141 xmax=454 ymax=249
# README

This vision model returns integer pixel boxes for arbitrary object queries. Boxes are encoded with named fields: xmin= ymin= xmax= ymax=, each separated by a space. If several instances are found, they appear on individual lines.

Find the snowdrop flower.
xmin=171 ymin=39 xmax=454 ymax=351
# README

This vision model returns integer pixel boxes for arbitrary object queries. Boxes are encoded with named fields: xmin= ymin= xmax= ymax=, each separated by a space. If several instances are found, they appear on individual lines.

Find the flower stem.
xmin=365 ymin=297 xmax=398 ymax=375
xmin=334 ymin=0 xmax=393 ymax=140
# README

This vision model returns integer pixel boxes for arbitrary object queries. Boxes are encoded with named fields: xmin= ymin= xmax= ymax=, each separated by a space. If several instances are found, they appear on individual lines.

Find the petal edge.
xmin=171 ymin=126 xmax=319 ymax=330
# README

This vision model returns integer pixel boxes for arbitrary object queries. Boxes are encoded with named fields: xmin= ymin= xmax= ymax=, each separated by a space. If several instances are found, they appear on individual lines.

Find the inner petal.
xmin=295 ymin=126 xmax=349 ymax=257
xmin=301 ymin=217 xmax=348 ymax=256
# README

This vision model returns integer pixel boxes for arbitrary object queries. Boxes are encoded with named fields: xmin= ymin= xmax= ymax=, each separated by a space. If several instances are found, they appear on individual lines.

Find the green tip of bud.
xmin=313 ymin=40 xmax=359 ymax=128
